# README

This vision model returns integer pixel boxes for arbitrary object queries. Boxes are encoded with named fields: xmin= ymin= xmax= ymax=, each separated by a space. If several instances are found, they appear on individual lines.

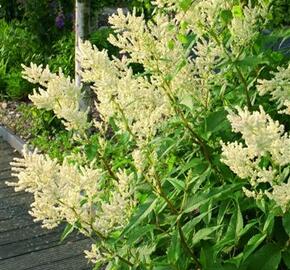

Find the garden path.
xmin=0 ymin=136 xmax=92 ymax=270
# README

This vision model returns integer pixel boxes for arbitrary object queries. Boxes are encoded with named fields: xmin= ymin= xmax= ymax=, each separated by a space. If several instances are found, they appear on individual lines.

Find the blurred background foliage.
xmin=0 ymin=0 xmax=152 ymax=152
xmin=0 ymin=0 xmax=152 ymax=100
xmin=0 ymin=0 xmax=290 ymax=159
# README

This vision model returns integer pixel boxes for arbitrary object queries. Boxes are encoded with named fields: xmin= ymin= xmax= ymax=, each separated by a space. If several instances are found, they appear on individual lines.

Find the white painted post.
xmin=75 ymin=0 xmax=90 ymax=87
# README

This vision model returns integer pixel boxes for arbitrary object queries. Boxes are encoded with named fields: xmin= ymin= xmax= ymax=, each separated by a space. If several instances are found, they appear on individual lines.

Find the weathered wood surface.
xmin=0 ymin=137 xmax=92 ymax=270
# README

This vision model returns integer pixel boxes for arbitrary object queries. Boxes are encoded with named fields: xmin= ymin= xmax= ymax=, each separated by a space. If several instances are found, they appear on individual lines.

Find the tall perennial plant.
xmin=8 ymin=0 xmax=290 ymax=269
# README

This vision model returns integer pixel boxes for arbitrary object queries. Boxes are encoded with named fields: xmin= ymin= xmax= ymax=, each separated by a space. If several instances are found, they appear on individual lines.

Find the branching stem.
xmin=177 ymin=220 xmax=201 ymax=268
xmin=208 ymin=29 xmax=252 ymax=110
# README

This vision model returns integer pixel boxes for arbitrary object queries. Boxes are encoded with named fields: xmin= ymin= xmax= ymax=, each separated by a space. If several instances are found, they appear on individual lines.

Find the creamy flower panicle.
xmin=22 ymin=63 xmax=90 ymax=133
xmin=221 ymin=106 xmax=290 ymax=211
xmin=8 ymin=148 xmax=135 ymax=235
xmin=77 ymin=39 xmax=173 ymax=140
xmin=226 ymin=106 xmax=285 ymax=157
xmin=258 ymin=64 xmax=290 ymax=115
xmin=10 ymin=0 xmax=280 ymax=266
xmin=84 ymin=244 xmax=108 ymax=265
xmin=21 ymin=2 xmax=270 ymax=141
xmin=229 ymin=3 xmax=268 ymax=53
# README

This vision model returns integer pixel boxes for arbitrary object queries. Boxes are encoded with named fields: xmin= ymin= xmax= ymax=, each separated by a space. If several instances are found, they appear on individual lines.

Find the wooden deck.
xmin=0 ymin=137 xmax=92 ymax=270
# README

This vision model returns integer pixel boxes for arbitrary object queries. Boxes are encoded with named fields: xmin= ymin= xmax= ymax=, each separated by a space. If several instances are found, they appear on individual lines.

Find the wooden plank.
xmin=0 ymin=160 xmax=15 ymax=168
xmin=0 ymin=151 xmax=15 ymax=157
xmin=0 ymin=148 xmax=15 ymax=155
xmin=0 ymin=180 xmax=14 ymax=189
xmin=0 ymin=239 xmax=92 ymax=270
xmin=0 ymin=222 xmax=55 ymax=245
xmin=0 ymin=188 xmax=25 ymax=199
xmin=0 ymin=137 xmax=94 ymax=269
xmin=0 ymin=166 xmax=13 ymax=173
xmin=0 ymin=213 xmax=35 ymax=233
xmin=0 ymin=169 xmax=13 ymax=180
xmin=0 ymin=181 xmax=14 ymax=191
xmin=0 ymin=230 xmax=85 ymax=260
xmin=0 ymin=173 xmax=16 ymax=181
xmin=0 ymin=204 xmax=29 ymax=221
xmin=26 ymin=254 xmax=92 ymax=270
xmin=0 ymin=192 xmax=32 ymax=209
xmin=0 ymin=230 xmax=60 ymax=259
xmin=0 ymin=153 xmax=15 ymax=157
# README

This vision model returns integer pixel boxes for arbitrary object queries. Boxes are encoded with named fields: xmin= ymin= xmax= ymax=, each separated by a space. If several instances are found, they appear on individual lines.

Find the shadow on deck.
xmin=0 ymin=137 xmax=92 ymax=270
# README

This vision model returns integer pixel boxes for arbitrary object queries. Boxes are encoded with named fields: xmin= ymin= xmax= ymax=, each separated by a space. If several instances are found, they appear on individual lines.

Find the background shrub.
xmin=89 ymin=27 xmax=119 ymax=57
xmin=4 ymin=70 xmax=31 ymax=99
xmin=48 ymin=33 xmax=75 ymax=77
xmin=12 ymin=1 xmax=290 ymax=269
xmin=0 ymin=59 xmax=7 ymax=96
xmin=0 ymin=19 xmax=41 ymax=99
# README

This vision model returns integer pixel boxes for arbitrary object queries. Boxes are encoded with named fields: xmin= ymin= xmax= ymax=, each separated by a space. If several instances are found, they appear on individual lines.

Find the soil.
xmin=0 ymin=97 xmax=101 ymax=142
xmin=0 ymin=101 xmax=33 ymax=140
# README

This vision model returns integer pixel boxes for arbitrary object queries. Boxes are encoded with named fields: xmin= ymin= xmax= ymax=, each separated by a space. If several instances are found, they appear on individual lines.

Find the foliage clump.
xmin=8 ymin=1 xmax=290 ymax=269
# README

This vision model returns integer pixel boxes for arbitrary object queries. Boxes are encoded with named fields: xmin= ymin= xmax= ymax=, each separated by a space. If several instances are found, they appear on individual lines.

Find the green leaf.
xmin=166 ymin=178 xmax=185 ymax=191
xmin=235 ymin=55 xmax=269 ymax=70
xmin=205 ymin=109 xmax=227 ymax=134
xmin=179 ymin=0 xmax=192 ymax=11
xmin=180 ymin=93 xmax=194 ymax=110
xmin=220 ymin=9 xmax=233 ymax=24
xmin=256 ymin=197 xmax=267 ymax=213
xmin=242 ymin=233 xmax=267 ymax=262
xmin=242 ymin=243 xmax=281 ymax=270
xmin=84 ymin=144 xmax=98 ymax=161
xmin=136 ymin=244 xmax=156 ymax=262
xmin=200 ymin=244 xmax=221 ymax=269
xmin=217 ymin=200 xmax=231 ymax=226
xmin=153 ymin=264 xmax=174 ymax=270
xmin=238 ymin=220 xmax=257 ymax=237
xmin=121 ymin=198 xmax=158 ymax=236
xmin=127 ymin=224 xmax=155 ymax=245
xmin=166 ymin=155 xmax=176 ymax=174
xmin=184 ymin=182 xmax=244 ymax=214
xmin=263 ymin=213 xmax=275 ymax=234
xmin=180 ymin=21 xmax=189 ymax=31
xmin=270 ymin=51 xmax=284 ymax=62
xmin=178 ymin=158 xmax=208 ymax=177
xmin=192 ymin=226 xmax=221 ymax=246
xmin=167 ymin=230 xmax=181 ymax=264
xmin=182 ymin=212 xmax=209 ymax=238
xmin=167 ymin=40 xmax=175 ymax=50
xmin=282 ymin=211 xmax=290 ymax=236
xmin=281 ymin=167 xmax=290 ymax=182
xmin=177 ymin=33 xmax=188 ymax=44
xmin=234 ymin=201 xmax=243 ymax=239
xmin=282 ymin=249 xmax=290 ymax=269
xmin=232 ymin=5 xmax=243 ymax=18
xmin=60 ymin=223 xmax=74 ymax=243
xmin=214 ymin=202 xmax=244 ymax=253
xmin=201 ymin=244 xmax=238 ymax=269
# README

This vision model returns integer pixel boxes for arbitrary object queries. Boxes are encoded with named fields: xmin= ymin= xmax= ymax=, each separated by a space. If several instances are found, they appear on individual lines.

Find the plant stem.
xmin=159 ymin=188 xmax=179 ymax=215
xmin=98 ymin=150 xmax=119 ymax=181
xmin=235 ymin=65 xmax=252 ymax=109
xmin=177 ymin=221 xmax=201 ymax=268
xmin=208 ymin=29 xmax=252 ymax=110
xmin=67 ymin=204 xmax=134 ymax=267
xmin=86 ymin=234 xmax=134 ymax=267
xmin=103 ymin=245 xmax=134 ymax=267
xmin=146 ymin=153 xmax=179 ymax=214
xmin=112 ymin=98 xmax=136 ymax=139
xmin=163 ymin=81 xmax=213 ymax=165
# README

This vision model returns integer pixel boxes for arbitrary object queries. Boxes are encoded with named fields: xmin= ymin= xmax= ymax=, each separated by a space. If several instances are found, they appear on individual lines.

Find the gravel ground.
xmin=0 ymin=101 xmax=33 ymax=141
